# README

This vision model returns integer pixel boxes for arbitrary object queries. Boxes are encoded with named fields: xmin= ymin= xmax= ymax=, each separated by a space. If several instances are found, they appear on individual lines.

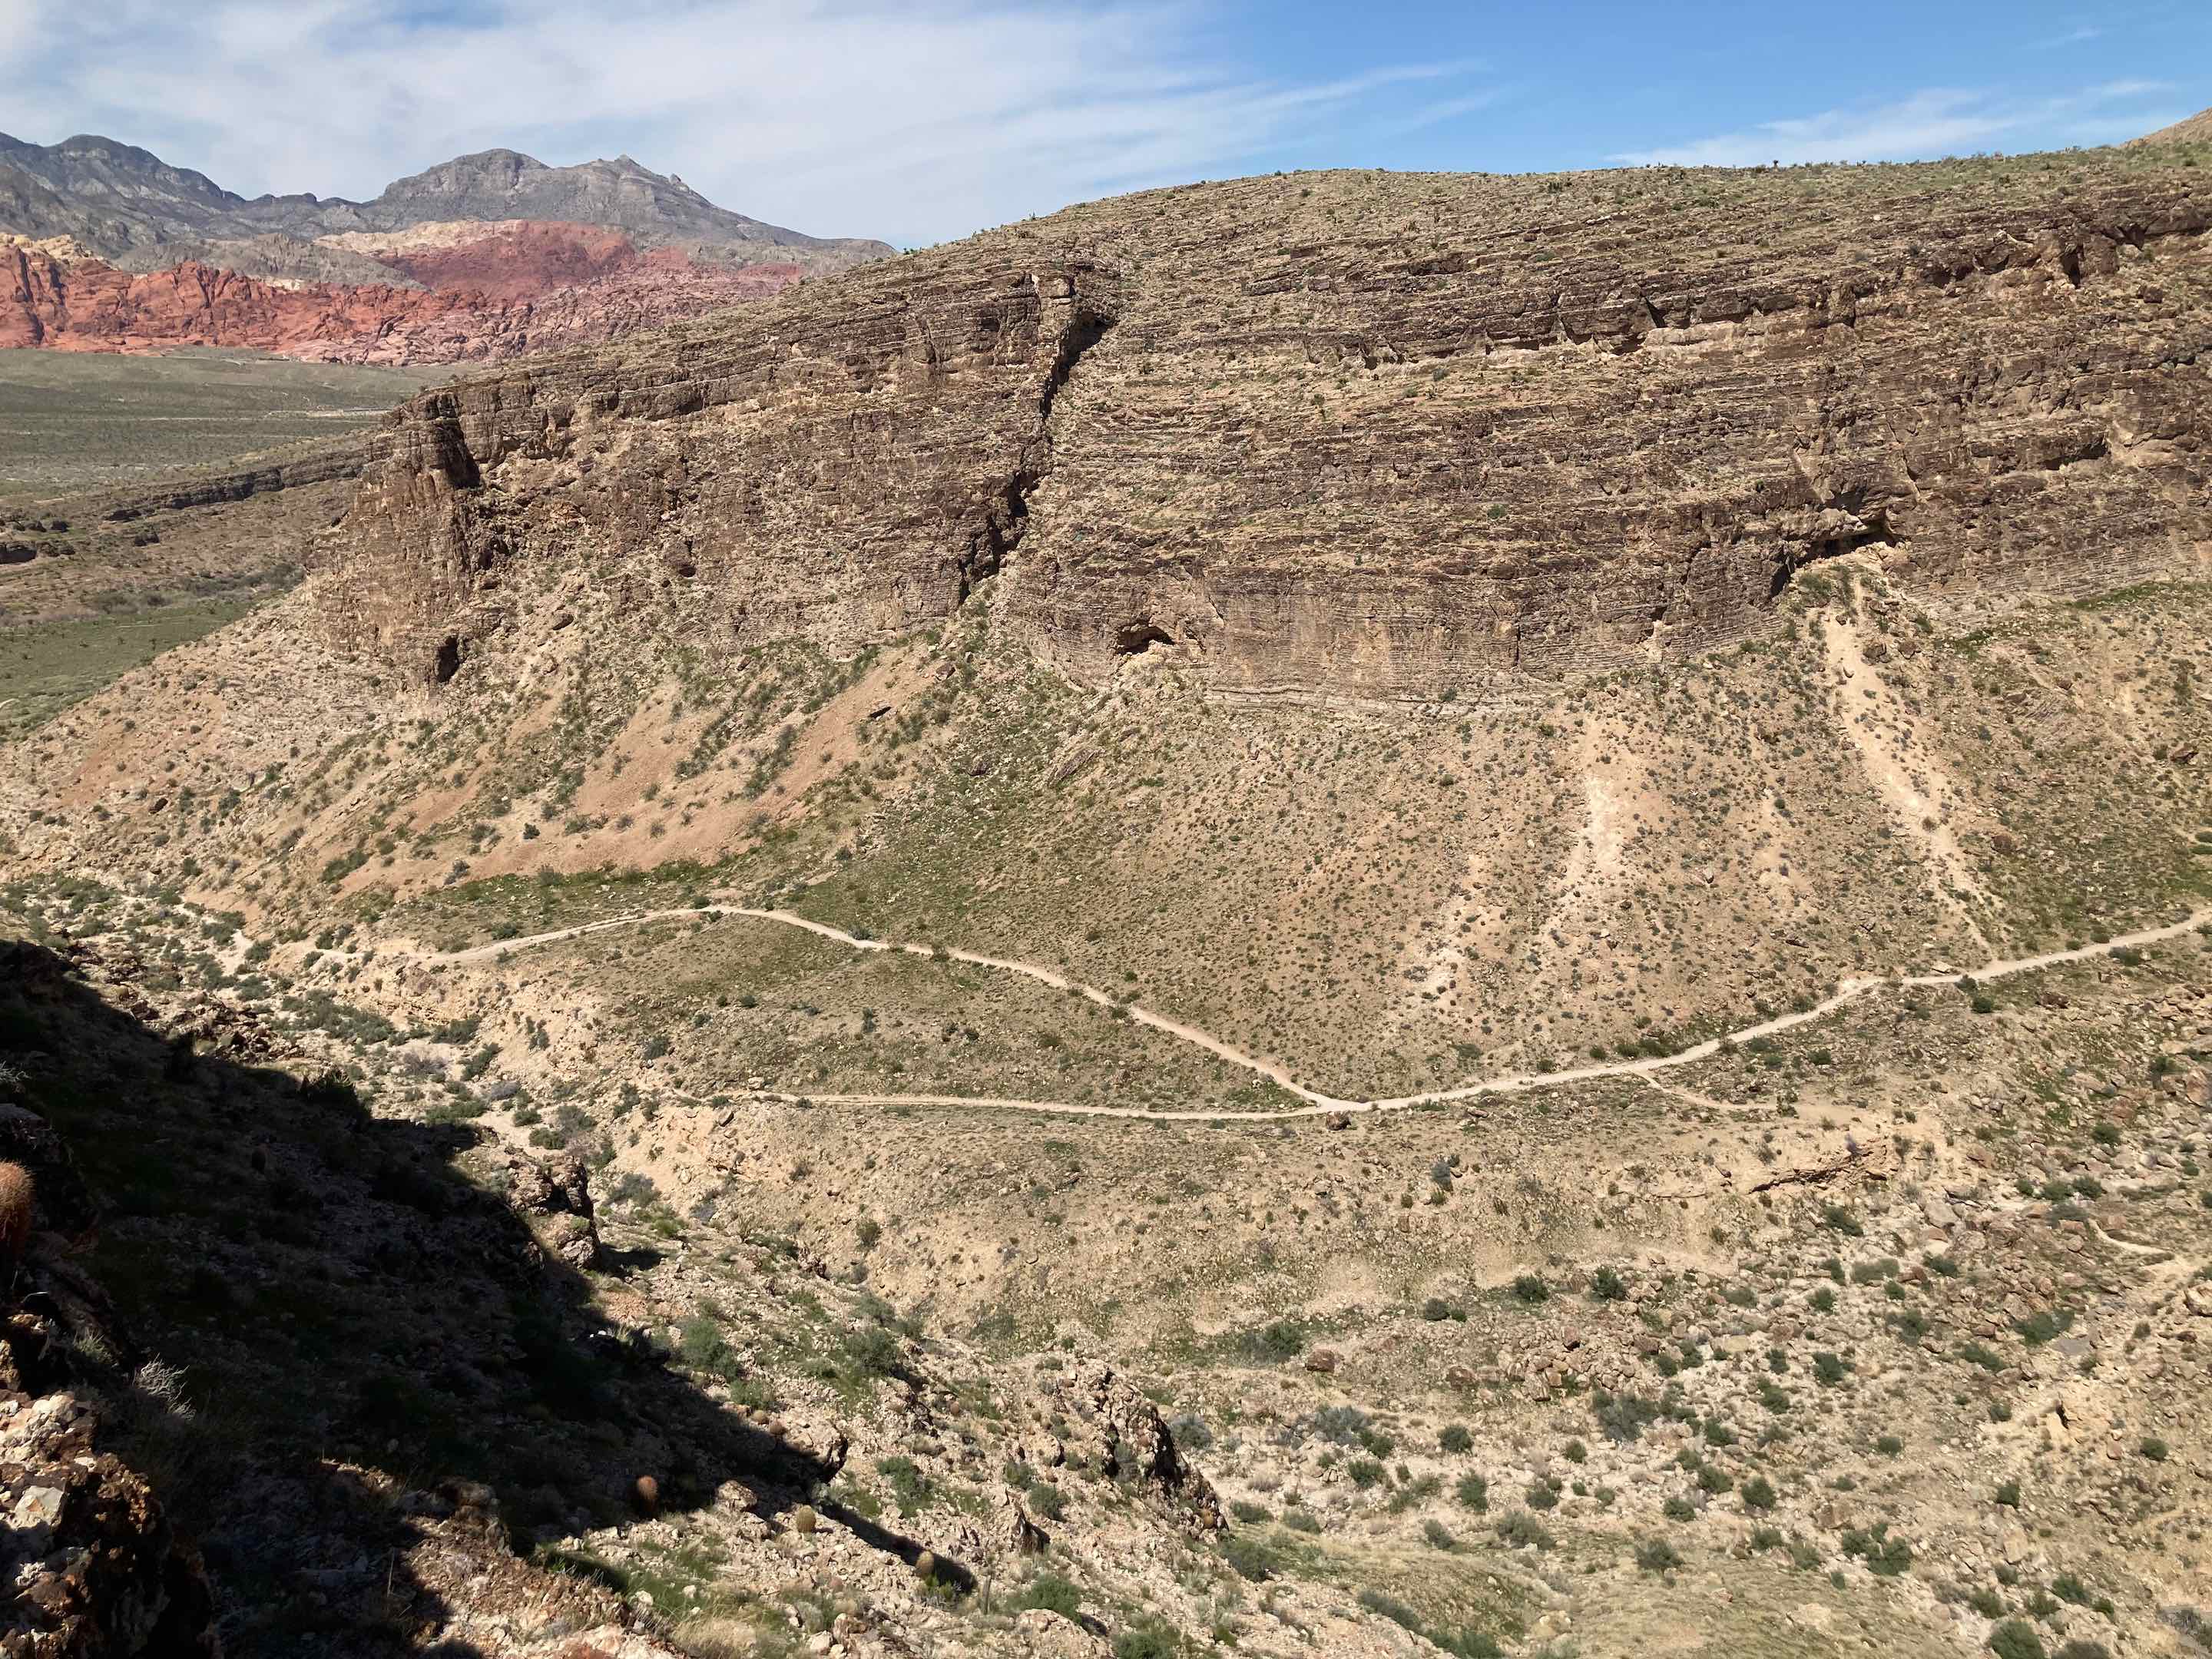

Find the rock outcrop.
xmin=316 ymin=256 xmax=1121 ymax=679
xmin=2132 ymin=105 xmax=2212 ymax=147
xmin=0 ymin=237 xmax=805 ymax=365
xmin=0 ymin=1084 xmax=216 ymax=1657
xmin=315 ymin=148 xmax=2212 ymax=700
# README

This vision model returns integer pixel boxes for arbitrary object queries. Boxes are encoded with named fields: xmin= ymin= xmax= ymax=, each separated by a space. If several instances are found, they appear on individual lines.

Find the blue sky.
xmin=1 ymin=0 xmax=2204 ymax=247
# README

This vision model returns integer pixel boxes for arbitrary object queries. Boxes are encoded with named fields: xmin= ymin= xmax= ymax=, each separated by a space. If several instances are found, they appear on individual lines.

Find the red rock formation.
xmin=0 ymin=228 xmax=803 ymax=364
xmin=366 ymin=220 xmax=645 ymax=302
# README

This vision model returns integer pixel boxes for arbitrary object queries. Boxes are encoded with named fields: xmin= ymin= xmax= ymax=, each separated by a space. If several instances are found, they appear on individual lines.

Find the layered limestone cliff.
xmin=318 ymin=151 xmax=2212 ymax=700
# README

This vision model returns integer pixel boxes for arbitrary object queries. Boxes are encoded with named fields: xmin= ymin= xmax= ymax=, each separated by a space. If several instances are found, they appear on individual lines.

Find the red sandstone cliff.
xmin=0 ymin=223 xmax=806 ymax=364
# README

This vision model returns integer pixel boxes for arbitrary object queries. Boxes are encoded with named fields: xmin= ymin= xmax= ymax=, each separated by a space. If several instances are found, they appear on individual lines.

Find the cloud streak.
xmin=0 ymin=0 xmax=1492 ymax=247
xmin=1612 ymin=81 xmax=2176 ymax=168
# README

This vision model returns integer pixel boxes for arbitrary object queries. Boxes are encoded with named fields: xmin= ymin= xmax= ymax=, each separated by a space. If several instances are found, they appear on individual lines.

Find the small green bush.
xmin=1635 ymin=1538 xmax=1683 ymax=1572
xmin=1015 ymin=1574 xmax=1082 ymax=1617
xmin=1222 ymin=1532 xmax=1276 ymax=1582
xmin=1493 ymin=1512 xmax=1555 ymax=1551
xmin=1988 ymin=1619 xmax=2046 ymax=1659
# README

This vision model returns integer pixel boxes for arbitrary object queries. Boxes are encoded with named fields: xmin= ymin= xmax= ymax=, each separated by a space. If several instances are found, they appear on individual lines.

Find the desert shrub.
xmin=2015 ymin=1310 xmax=2070 ymax=1346
xmin=1112 ymin=1619 xmax=1182 ymax=1659
xmin=1358 ymin=1588 xmax=1421 ymax=1630
xmin=875 ymin=1455 xmax=930 ymax=1512
xmin=1594 ymin=1389 xmax=1661 ymax=1443
xmin=1995 ymin=1479 xmax=2022 ymax=1507
xmin=1222 ymin=1532 xmax=1276 ymax=1582
xmin=1439 ymin=1423 xmax=1472 ymax=1454
xmin=1422 ymin=1518 xmax=1456 ymax=1551
xmin=1492 ymin=1512 xmax=1555 ymax=1551
xmin=1590 ymin=1265 xmax=1627 ymax=1300
xmin=1169 ymin=1413 xmax=1214 ymax=1452
xmin=1813 ymin=1352 xmax=1850 ymax=1386
xmin=1663 ymin=1495 xmax=1697 ymax=1522
xmin=1512 ymin=1273 xmax=1548 ymax=1305
xmin=0 ymin=1163 xmax=31 ymax=1275
xmin=1455 ymin=1472 xmax=1489 ymax=1512
xmin=1525 ymin=1479 xmax=1559 ymax=1512
xmin=1014 ymin=1574 xmax=1082 ymax=1617
xmin=1841 ymin=1522 xmax=1912 ymax=1576
xmin=1234 ymin=1320 xmax=1307 ymax=1364
xmin=675 ymin=1315 xmax=736 ymax=1379
xmin=1347 ymin=1458 xmax=1386 ymax=1489
xmin=2141 ymin=1436 xmax=2171 ymax=1462
xmin=1960 ymin=1341 xmax=2005 ymax=1372
xmin=1228 ymin=1499 xmax=1270 ymax=1524
xmin=1988 ymin=1621 xmax=2046 ymax=1659
xmin=1307 ymin=1405 xmax=1372 ymax=1444
xmin=1636 ymin=1538 xmax=1683 ymax=1572
xmin=1740 ymin=1475 xmax=1777 ymax=1513
xmin=299 ymin=1068 xmax=361 ymax=1110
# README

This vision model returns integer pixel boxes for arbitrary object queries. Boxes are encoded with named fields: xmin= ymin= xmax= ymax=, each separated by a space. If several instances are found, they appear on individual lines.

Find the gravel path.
xmin=430 ymin=902 xmax=2210 ymax=1122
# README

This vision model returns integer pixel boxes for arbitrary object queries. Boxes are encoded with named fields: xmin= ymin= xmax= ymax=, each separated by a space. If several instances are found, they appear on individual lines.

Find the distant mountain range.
xmin=0 ymin=134 xmax=892 ymax=365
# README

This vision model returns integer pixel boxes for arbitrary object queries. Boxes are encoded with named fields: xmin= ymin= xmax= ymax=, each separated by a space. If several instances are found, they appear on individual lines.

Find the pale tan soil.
xmin=417 ymin=896 xmax=2212 ymax=1118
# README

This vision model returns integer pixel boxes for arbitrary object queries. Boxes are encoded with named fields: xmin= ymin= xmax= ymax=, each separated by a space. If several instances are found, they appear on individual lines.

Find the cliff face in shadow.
xmin=0 ymin=935 xmax=839 ymax=1656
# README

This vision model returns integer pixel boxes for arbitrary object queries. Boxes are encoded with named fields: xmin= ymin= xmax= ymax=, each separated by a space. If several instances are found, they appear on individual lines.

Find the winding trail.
xmin=427 ymin=902 xmax=2211 ymax=1124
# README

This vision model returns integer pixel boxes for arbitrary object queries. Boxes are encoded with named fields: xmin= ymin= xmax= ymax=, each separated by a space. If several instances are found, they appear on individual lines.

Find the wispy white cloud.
xmin=1612 ymin=81 xmax=2175 ymax=168
xmin=2030 ymin=23 xmax=2104 ymax=48
xmin=1372 ymin=90 xmax=1506 ymax=140
xmin=0 ymin=0 xmax=1493 ymax=246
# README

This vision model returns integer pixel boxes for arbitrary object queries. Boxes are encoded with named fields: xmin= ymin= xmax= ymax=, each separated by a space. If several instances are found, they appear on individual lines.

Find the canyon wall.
xmin=315 ymin=154 xmax=2212 ymax=699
